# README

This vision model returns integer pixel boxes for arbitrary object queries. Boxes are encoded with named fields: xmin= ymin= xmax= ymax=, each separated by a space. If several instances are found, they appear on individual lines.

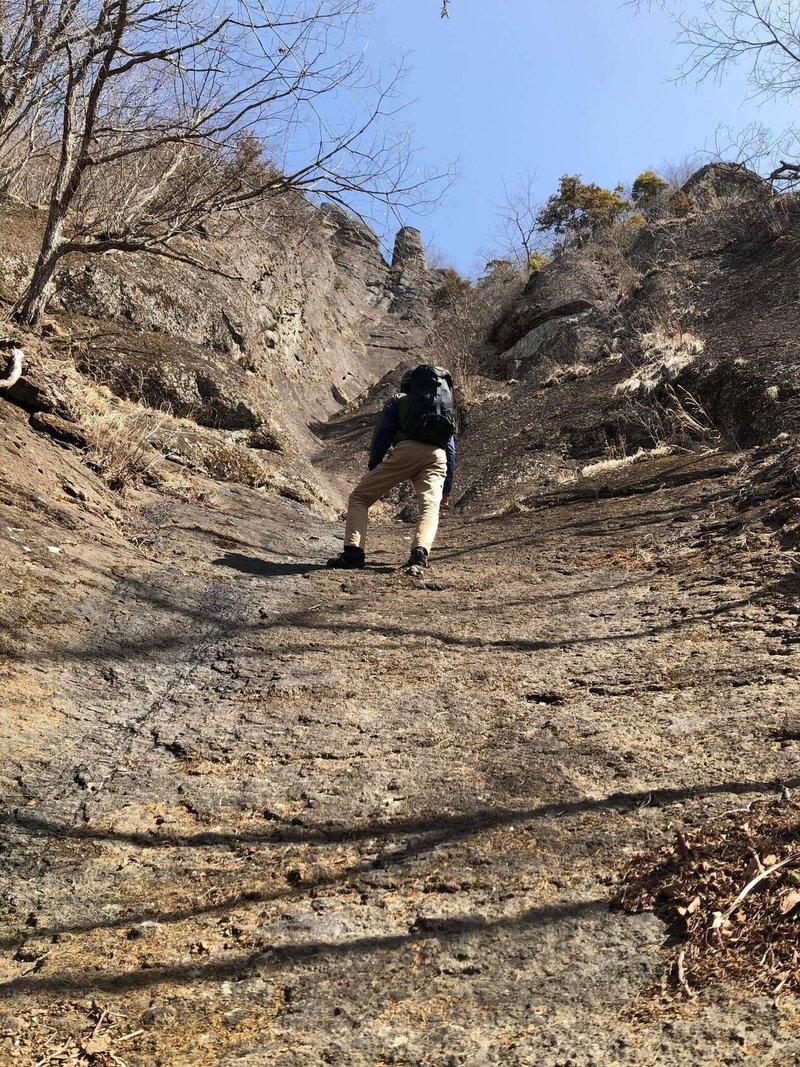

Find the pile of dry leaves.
xmin=615 ymin=796 xmax=800 ymax=1000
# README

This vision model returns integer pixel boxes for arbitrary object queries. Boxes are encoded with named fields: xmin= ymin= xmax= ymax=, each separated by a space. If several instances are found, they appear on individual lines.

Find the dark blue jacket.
xmin=369 ymin=395 xmax=455 ymax=496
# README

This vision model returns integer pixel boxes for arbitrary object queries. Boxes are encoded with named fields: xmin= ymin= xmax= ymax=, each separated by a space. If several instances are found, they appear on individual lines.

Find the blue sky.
xmin=347 ymin=0 xmax=795 ymax=274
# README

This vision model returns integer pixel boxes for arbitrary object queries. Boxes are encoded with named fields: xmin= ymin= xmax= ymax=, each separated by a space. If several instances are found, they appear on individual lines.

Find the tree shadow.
xmin=2 ymin=769 xmax=795 ymax=954
xmin=21 ymin=563 xmax=795 ymax=667
xmin=0 ymin=896 xmax=608 ymax=998
xmin=212 ymin=553 xmax=326 ymax=577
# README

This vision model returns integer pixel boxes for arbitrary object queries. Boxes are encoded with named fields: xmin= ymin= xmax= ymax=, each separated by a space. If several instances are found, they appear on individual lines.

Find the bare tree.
xmin=659 ymin=154 xmax=702 ymax=189
xmin=675 ymin=0 xmax=800 ymax=98
xmin=492 ymin=171 xmax=550 ymax=270
xmin=630 ymin=0 xmax=800 ymax=94
xmin=1 ymin=0 xmax=449 ymax=325
xmin=425 ymin=260 xmax=525 ymax=398
xmin=631 ymin=1 xmax=800 ymax=185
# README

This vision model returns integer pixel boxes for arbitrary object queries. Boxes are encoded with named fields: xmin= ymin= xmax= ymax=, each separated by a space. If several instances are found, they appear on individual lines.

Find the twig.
xmin=91 ymin=1008 xmax=110 ymax=1038
xmin=712 ymin=856 xmax=794 ymax=928
xmin=773 ymin=974 xmax=790 ymax=996
xmin=34 ymin=1044 xmax=71 ymax=1067
xmin=676 ymin=950 xmax=695 ymax=997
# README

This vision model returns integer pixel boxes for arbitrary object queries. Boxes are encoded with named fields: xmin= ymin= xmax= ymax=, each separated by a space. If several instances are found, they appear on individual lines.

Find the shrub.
xmin=201 ymin=442 xmax=270 ymax=487
xmin=669 ymin=190 xmax=692 ymax=217
xmin=526 ymin=250 xmax=550 ymax=272
xmin=632 ymin=170 xmax=670 ymax=204
xmin=432 ymin=268 xmax=472 ymax=306
xmin=536 ymin=175 xmax=633 ymax=243
xmin=425 ymin=259 xmax=527 ymax=400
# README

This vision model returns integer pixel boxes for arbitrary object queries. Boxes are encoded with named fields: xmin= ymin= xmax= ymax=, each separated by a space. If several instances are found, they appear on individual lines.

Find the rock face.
xmin=682 ymin=162 xmax=772 ymax=212
xmin=319 ymin=203 xmax=382 ymax=251
xmin=488 ymin=246 xmax=621 ymax=356
xmin=459 ymin=163 xmax=800 ymax=512
xmin=0 ymin=199 xmax=445 ymax=507
xmin=391 ymin=226 xmax=427 ymax=271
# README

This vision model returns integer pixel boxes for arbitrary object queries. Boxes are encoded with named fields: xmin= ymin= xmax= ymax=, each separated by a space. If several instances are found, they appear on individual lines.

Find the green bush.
xmin=535 ymin=175 xmax=633 ymax=242
xmin=631 ymin=170 xmax=670 ymax=204
xmin=525 ymin=250 xmax=550 ymax=272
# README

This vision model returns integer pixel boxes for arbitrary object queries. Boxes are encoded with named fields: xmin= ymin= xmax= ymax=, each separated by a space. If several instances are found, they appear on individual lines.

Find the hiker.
xmin=327 ymin=364 xmax=456 ymax=570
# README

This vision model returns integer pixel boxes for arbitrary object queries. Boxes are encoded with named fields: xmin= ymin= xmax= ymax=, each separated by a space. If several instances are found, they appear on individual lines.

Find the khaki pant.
xmin=344 ymin=439 xmax=447 ymax=553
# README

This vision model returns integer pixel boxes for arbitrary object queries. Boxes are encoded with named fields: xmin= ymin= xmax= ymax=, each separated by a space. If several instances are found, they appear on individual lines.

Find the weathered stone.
xmin=4 ymin=366 xmax=72 ymax=417
xmin=391 ymin=226 xmax=427 ymax=271
xmin=77 ymin=334 xmax=269 ymax=431
xmin=682 ymin=162 xmax=772 ymax=212
xmin=29 ymin=411 xmax=88 ymax=448
xmin=500 ymin=310 xmax=596 ymax=372
xmin=320 ymin=203 xmax=381 ymax=250
xmin=489 ymin=245 xmax=614 ymax=354
xmin=247 ymin=421 xmax=286 ymax=452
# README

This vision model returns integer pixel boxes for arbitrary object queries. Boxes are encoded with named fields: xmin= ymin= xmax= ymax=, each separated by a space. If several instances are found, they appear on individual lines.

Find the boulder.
xmin=682 ymin=163 xmax=772 ymax=212
xmin=500 ymin=310 xmax=597 ymax=374
xmin=78 ymin=329 xmax=271 ymax=431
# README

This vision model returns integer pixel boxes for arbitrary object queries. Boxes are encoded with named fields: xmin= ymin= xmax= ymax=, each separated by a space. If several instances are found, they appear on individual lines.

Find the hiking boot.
xmin=326 ymin=546 xmax=365 ymax=570
xmin=407 ymin=546 xmax=429 ymax=569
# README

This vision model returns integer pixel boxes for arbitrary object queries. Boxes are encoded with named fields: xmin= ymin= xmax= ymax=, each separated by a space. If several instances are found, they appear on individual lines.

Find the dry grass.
xmin=200 ymin=440 xmax=271 ymax=487
xmin=580 ymin=444 xmax=675 ymax=479
xmin=624 ymin=383 xmax=722 ymax=453
xmin=84 ymin=409 xmax=170 ymax=490
xmin=616 ymin=328 xmax=705 ymax=396
xmin=541 ymin=361 xmax=591 ymax=389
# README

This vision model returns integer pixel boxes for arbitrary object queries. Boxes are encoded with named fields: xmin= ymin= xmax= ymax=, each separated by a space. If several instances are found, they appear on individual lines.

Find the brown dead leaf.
xmin=81 ymin=1034 xmax=112 ymax=1055
xmin=779 ymin=890 xmax=800 ymax=916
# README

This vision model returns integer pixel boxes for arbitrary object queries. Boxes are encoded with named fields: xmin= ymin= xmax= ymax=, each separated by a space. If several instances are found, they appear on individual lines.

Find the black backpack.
xmin=397 ymin=365 xmax=456 ymax=448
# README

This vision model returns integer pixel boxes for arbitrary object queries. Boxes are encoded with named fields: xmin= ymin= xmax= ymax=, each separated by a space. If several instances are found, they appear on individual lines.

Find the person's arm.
xmin=443 ymin=434 xmax=456 ymax=499
xmin=368 ymin=396 xmax=399 ymax=469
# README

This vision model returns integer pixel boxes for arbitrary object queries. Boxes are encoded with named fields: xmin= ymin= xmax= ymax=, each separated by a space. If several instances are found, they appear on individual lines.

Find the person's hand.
xmin=440 ymin=494 xmax=450 ymax=510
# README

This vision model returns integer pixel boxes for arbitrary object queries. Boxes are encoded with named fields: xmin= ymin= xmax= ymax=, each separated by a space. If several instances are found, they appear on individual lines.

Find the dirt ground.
xmin=2 ymin=410 xmax=800 ymax=1066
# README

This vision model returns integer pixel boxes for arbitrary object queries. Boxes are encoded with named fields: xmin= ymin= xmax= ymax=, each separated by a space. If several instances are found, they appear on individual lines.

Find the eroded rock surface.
xmin=3 ymin=168 xmax=800 ymax=1065
xmin=2 ymin=427 xmax=800 ymax=1064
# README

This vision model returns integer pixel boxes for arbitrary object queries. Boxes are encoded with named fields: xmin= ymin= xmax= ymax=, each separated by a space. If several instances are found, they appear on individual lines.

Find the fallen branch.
xmin=712 ymin=856 xmax=794 ymax=929
xmin=676 ymin=950 xmax=695 ymax=997
xmin=0 ymin=345 xmax=24 ymax=388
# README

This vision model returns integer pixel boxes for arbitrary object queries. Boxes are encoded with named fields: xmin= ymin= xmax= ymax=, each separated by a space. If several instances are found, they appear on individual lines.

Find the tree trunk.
xmin=13 ymin=211 xmax=65 ymax=325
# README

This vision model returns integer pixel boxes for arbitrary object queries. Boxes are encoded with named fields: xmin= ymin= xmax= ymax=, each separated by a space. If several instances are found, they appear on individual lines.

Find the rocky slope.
xmin=0 ymin=198 xmax=444 ymax=512
xmin=2 ymin=167 xmax=800 ymax=1065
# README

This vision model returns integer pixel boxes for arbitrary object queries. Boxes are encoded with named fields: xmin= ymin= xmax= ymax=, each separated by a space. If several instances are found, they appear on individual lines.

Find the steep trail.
xmin=2 ymin=440 xmax=800 ymax=1064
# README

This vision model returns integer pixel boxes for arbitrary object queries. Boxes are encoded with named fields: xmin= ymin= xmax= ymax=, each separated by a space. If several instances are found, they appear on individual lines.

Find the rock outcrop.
xmin=0 ymin=198 xmax=444 ymax=510
xmin=459 ymin=164 xmax=800 ymax=518
xmin=391 ymin=225 xmax=427 ymax=271
xmin=682 ymin=161 xmax=772 ymax=212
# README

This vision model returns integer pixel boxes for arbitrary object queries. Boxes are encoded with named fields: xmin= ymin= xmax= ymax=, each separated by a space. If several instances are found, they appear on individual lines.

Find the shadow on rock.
xmin=212 ymin=552 xmax=325 ymax=577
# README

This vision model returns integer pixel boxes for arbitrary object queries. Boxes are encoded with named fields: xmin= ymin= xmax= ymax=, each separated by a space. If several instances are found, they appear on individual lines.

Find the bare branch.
xmin=2 ymin=0 xmax=450 ymax=324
